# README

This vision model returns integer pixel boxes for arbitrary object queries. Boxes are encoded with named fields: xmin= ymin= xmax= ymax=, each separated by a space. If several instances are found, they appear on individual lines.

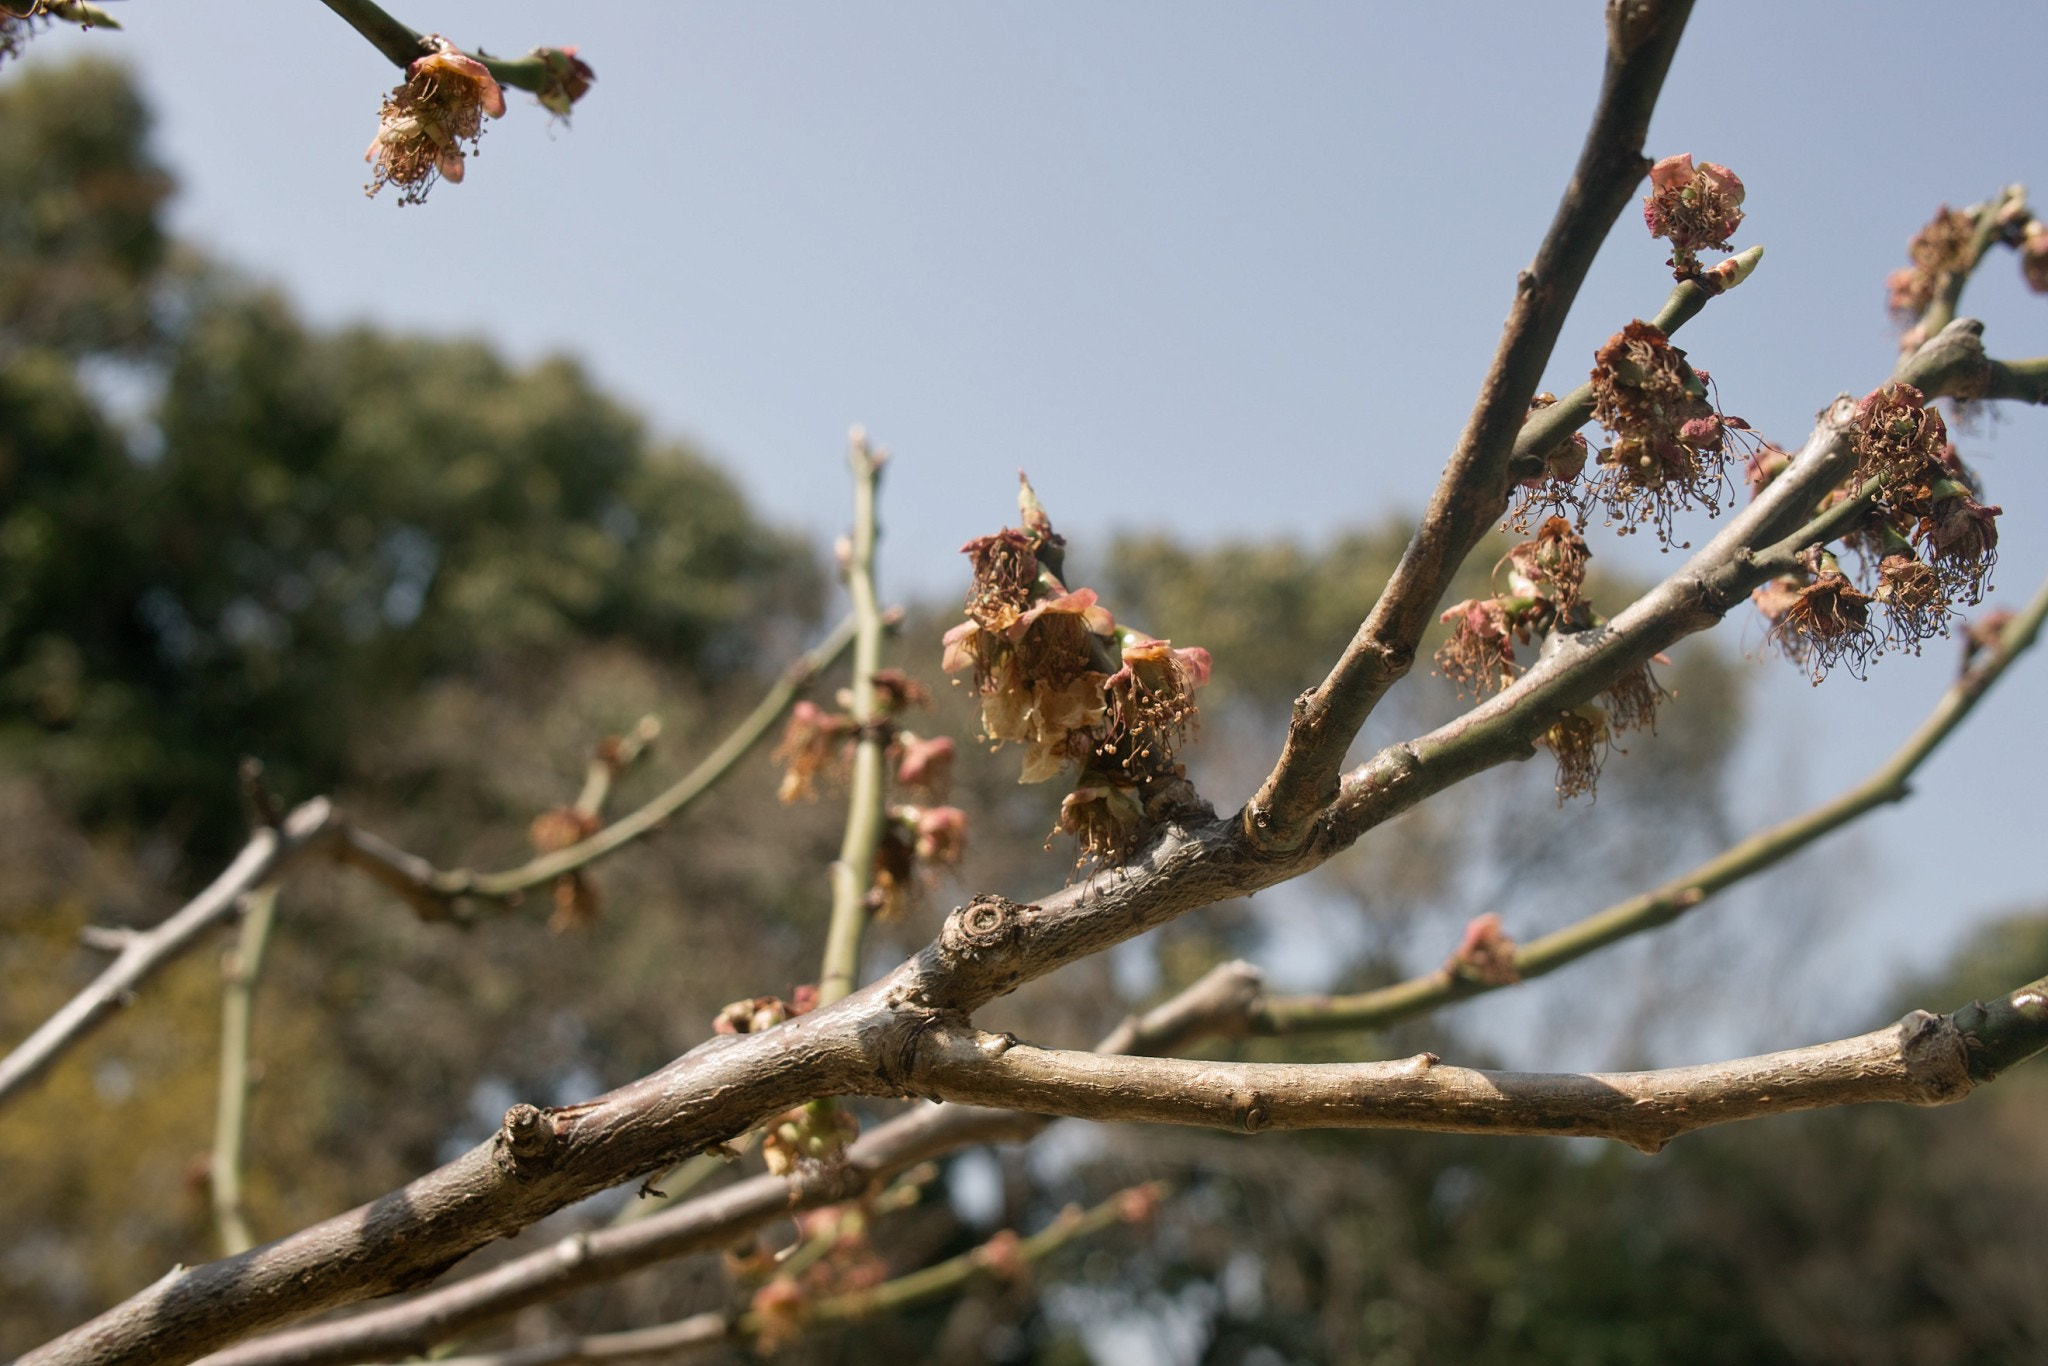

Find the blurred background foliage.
xmin=4 ymin=57 xmax=2047 ymax=1366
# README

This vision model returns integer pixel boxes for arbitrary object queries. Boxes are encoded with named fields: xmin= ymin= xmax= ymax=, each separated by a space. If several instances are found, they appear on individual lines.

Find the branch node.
xmin=937 ymin=894 xmax=1031 ymax=967
xmin=1897 ymin=1009 xmax=1973 ymax=1104
xmin=496 ymin=1103 xmax=560 ymax=1171
xmin=77 ymin=926 xmax=136 ymax=953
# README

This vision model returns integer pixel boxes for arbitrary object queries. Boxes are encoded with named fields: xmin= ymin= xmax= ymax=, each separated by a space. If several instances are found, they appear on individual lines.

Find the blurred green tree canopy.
xmin=0 ymin=58 xmax=819 ymax=861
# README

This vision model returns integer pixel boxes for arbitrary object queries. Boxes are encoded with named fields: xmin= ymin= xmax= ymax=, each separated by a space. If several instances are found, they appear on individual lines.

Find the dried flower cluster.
xmin=733 ymin=1164 xmax=939 ymax=1351
xmin=0 ymin=0 xmax=112 ymax=65
xmin=1885 ymin=206 xmax=1977 ymax=322
xmin=1758 ymin=383 xmax=2005 ymax=680
xmin=944 ymin=477 xmax=1210 ymax=865
xmin=1508 ymin=392 xmax=1593 ymax=530
xmin=365 ymin=38 xmax=506 ymax=205
xmin=1641 ymin=153 xmax=1745 ymax=279
xmin=1754 ymin=550 xmax=1879 ymax=683
xmin=711 ymin=984 xmax=819 ymax=1036
xmin=1436 ymin=516 xmax=1663 ymax=799
xmin=2021 ymin=219 xmax=2048 ymax=295
xmin=1587 ymin=320 xmax=1749 ymax=542
xmin=871 ymin=803 xmax=967 ymax=919
xmin=772 ymin=699 xmax=858 ymax=802
xmin=532 ymin=46 xmax=596 ymax=117
xmin=774 ymin=658 xmax=967 ymax=913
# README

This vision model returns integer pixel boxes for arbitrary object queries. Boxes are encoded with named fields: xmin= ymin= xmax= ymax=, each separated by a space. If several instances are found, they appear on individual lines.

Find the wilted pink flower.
xmin=772 ymin=700 xmax=854 ymax=803
xmin=366 ymin=38 xmax=506 ymax=204
xmin=1589 ymin=320 xmax=1738 ymax=540
xmin=1850 ymin=383 xmax=1947 ymax=491
xmin=1540 ymin=705 xmax=1609 ymax=801
xmin=533 ymin=45 xmax=595 ymax=117
xmin=894 ymin=732 xmax=956 ymax=795
xmin=1506 ymin=516 xmax=1591 ymax=607
xmin=1642 ymin=153 xmax=1746 ymax=275
xmin=713 ymin=995 xmax=793 ymax=1035
xmin=1768 ymin=564 xmax=1878 ymax=682
xmin=1888 ymin=206 xmax=1977 ymax=321
xmin=868 ymin=668 xmax=931 ymax=713
xmin=2021 ymin=220 xmax=2048 ymax=294
xmin=914 ymin=805 xmax=968 ymax=864
xmin=952 ymin=587 xmax=1117 ymax=783
xmin=1916 ymin=494 xmax=2000 ymax=603
xmin=1056 ymin=779 xmax=1145 ymax=866
xmin=1874 ymin=552 xmax=1948 ymax=648
xmin=1435 ymin=597 xmax=1524 ymax=698
xmin=1104 ymin=635 xmax=1210 ymax=772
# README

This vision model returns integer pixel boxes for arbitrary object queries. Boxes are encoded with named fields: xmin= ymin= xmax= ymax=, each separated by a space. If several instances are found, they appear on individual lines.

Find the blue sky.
xmin=20 ymin=1 xmax=2048 ymax=1035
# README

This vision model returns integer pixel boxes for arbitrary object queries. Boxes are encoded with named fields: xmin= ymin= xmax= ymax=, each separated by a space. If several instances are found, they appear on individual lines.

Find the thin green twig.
xmin=1911 ymin=186 xmax=2027 ymax=353
xmin=332 ymin=616 xmax=858 ymax=916
xmin=316 ymin=0 xmax=577 ymax=95
xmin=1257 ymin=570 xmax=2048 ymax=1033
xmin=819 ymin=431 xmax=889 ymax=1005
xmin=211 ymin=886 xmax=279 ymax=1256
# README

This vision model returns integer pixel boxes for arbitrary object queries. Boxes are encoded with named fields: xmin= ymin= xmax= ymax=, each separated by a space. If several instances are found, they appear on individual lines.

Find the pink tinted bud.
xmin=895 ymin=733 xmax=956 ymax=793
xmin=914 ymin=805 xmax=968 ymax=864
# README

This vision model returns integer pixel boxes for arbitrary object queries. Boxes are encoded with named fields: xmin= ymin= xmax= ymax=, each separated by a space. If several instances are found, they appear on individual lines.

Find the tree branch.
xmin=329 ymin=614 xmax=858 ymax=919
xmin=1325 ymin=396 xmax=1860 ymax=846
xmin=211 ymin=886 xmax=280 ymax=1257
xmin=315 ymin=0 xmax=585 ymax=98
xmin=1 ymin=355 xmax=1948 ymax=1366
xmin=0 ymin=800 xmax=336 ymax=1110
xmin=570 ymin=716 xmax=660 ymax=821
xmin=820 ymin=431 xmax=889 ymax=1005
xmin=193 ymin=962 xmax=1259 ymax=1366
xmin=0 ymin=622 xmax=855 ymax=1113
xmin=1903 ymin=185 xmax=2026 ymax=356
xmin=1258 ymin=570 xmax=2048 ymax=1032
xmin=315 ymin=0 xmax=426 ymax=68
xmin=34 ymin=336 xmax=2047 ymax=1364
xmin=1244 ymin=0 xmax=1696 ymax=853
xmin=424 ymin=1184 xmax=1156 ymax=1366
xmin=909 ymin=969 xmax=2048 ymax=1155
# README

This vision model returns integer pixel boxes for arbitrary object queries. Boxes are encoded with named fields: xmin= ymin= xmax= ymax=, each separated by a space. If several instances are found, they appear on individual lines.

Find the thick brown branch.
xmin=1259 ymin=570 xmax=2048 ymax=1033
xmin=1245 ymin=0 xmax=1695 ymax=852
xmin=0 ymin=800 xmax=336 ymax=1109
xmin=909 ymin=971 xmax=2048 ymax=1154
xmin=195 ymin=962 xmax=1259 ymax=1366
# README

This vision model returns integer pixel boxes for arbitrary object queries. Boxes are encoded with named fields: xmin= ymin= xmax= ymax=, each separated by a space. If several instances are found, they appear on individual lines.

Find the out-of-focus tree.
xmin=0 ymin=60 xmax=817 ymax=861
xmin=9 ymin=6 xmax=2048 ymax=1366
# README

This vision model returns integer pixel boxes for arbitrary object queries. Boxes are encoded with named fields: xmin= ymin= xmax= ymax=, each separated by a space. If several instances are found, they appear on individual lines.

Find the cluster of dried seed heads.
xmin=945 ymin=477 xmax=1209 ymax=865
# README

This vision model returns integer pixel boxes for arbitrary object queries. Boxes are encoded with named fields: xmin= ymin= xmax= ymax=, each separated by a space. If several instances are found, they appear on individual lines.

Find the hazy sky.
xmin=19 ymin=2 xmax=2048 ymax=1034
